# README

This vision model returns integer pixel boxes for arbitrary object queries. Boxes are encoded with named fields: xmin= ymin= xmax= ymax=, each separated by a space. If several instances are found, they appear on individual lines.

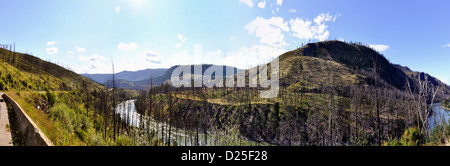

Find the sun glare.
xmin=130 ymin=0 xmax=149 ymax=10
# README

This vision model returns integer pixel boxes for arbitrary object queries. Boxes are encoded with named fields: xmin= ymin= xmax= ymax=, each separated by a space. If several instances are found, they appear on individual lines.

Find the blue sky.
xmin=1 ymin=0 xmax=450 ymax=84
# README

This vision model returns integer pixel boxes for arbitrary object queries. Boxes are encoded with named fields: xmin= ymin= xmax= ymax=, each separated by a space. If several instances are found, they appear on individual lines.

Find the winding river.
xmin=428 ymin=103 xmax=450 ymax=130
xmin=115 ymin=100 xmax=450 ymax=145
xmin=115 ymin=100 xmax=221 ymax=146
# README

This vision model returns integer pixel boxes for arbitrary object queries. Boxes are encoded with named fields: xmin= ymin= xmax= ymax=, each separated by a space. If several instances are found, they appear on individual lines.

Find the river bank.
xmin=115 ymin=99 xmax=270 ymax=146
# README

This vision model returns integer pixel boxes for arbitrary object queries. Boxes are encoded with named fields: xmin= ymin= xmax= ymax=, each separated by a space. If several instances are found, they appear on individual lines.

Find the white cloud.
xmin=115 ymin=6 xmax=120 ymax=13
xmin=333 ymin=14 xmax=342 ymax=22
xmin=67 ymin=51 xmax=75 ymax=58
xmin=46 ymin=41 xmax=57 ymax=46
xmin=46 ymin=47 xmax=58 ymax=55
xmin=175 ymin=34 xmax=188 ymax=49
xmin=118 ymin=42 xmax=139 ymax=51
xmin=436 ymin=75 xmax=450 ymax=85
xmin=289 ymin=18 xmax=314 ymax=39
xmin=257 ymin=0 xmax=266 ymax=8
xmin=78 ymin=54 xmax=108 ymax=71
xmin=368 ymin=44 xmax=390 ymax=52
xmin=213 ymin=44 xmax=286 ymax=69
xmin=142 ymin=51 xmax=162 ymax=64
xmin=245 ymin=17 xmax=289 ymax=48
xmin=314 ymin=12 xmax=333 ymax=25
xmin=276 ymin=0 xmax=283 ymax=6
xmin=230 ymin=36 xmax=235 ymax=40
xmin=239 ymin=0 xmax=254 ymax=8
xmin=79 ymin=54 xmax=107 ymax=62
xmin=76 ymin=46 xmax=86 ymax=53
xmin=177 ymin=34 xmax=188 ymax=43
xmin=290 ymin=13 xmax=337 ymax=41
xmin=442 ymin=43 xmax=450 ymax=48
xmin=289 ymin=9 xmax=296 ymax=13
xmin=217 ymin=49 xmax=223 ymax=56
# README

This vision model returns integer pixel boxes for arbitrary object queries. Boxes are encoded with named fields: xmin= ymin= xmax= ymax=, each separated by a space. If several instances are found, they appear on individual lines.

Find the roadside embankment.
xmin=3 ymin=93 xmax=53 ymax=146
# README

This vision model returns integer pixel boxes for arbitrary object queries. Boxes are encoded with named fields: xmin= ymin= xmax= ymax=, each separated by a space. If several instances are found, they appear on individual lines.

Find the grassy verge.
xmin=5 ymin=91 xmax=154 ymax=146
xmin=6 ymin=91 xmax=101 ymax=145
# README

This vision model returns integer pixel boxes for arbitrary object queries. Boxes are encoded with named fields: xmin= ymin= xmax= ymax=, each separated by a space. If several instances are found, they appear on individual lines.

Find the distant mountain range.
xmin=82 ymin=68 xmax=168 ymax=84
xmin=79 ymin=40 xmax=450 ymax=100
xmin=83 ymin=65 xmax=243 ymax=90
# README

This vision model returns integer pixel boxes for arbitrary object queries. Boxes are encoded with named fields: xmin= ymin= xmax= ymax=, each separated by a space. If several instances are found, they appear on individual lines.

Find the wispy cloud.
xmin=442 ymin=43 xmax=450 ymax=48
xmin=175 ymin=34 xmax=188 ymax=49
xmin=76 ymin=46 xmax=86 ymax=53
xmin=289 ymin=13 xmax=338 ymax=41
xmin=67 ymin=51 xmax=75 ymax=58
xmin=78 ymin=54 xmax=108 ymax=71
xmin=436 ymin=75 xmax=450 ymax=85
xmin=118 ymin=42 xmax=139 ymax=51
xmin=276 ymin=0 xmax=283 ymax=6
xmin=369 ymin=44 xmax=390 ymax=52
xmin=46 ymin=41 xmax=57 ymax=46
xmin=115 ymin=6 xmax=120 ymax=13
xmin=142 ymin=51 xmax=162 ymax=64
xmin=289 ymin=9 xmax=296 ymax=13
xmin=79 ymin=54 xmax=107 ymax=62
xmin=46 ymin=47 xmax=58 ymax=55
xmin=257 ymin=0 xmax=266 ymax=9
xmin=239 ymin=0 xmax=254 ymax=8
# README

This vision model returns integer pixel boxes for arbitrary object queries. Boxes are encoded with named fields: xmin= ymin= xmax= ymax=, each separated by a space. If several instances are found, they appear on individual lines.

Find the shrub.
xmin=115 ymin=135 xmax=135 ymax=146
xmin=48 ymin=103 xmax=76 ymax=133
xmin=75 ymin=128 xmax=88 ymax=141
xmin=383 ymin=127 xmax=425 ymax=146
xmin=350 ymin=130 xmax=371 ymax=146
xmin=0 ymin=79 xmax=5 ymax=90
xmin=86 ymin=129 xmax=109 ymax=146
xmin=46 ymin=90 xmax=56 ymax=107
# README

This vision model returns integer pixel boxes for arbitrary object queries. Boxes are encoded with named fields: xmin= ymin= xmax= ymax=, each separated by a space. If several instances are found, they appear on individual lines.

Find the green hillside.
xmin=128 ymin=40 xmax=450 ymax=146
xmin=0 ymin=48 xmax=102 ymax=91
xmin=276 ymin=40 xmax=450 ymax=99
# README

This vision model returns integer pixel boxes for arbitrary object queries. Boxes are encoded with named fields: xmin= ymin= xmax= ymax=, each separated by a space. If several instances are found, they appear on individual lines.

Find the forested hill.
xmin=103 ymin=64 xmax=242 ymax=89
xmin=0 ymin=47 xmax=102 ymax=91
xmin=276 ymin=40 xmax=450 ymax=99
xmin=82 ymin=68 xmax=168 ymax=84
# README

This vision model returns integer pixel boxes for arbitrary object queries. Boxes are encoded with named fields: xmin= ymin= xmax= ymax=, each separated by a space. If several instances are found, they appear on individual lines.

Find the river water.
xmin=428 ymin=103 xmax=450 ymax=130
xmin=116 ymin=100 xmax=450 ymax=145
xmin=115 ymin=100 xmax=223 ymax=146
xmin=115 ymin=100 xmax=141 ymax=127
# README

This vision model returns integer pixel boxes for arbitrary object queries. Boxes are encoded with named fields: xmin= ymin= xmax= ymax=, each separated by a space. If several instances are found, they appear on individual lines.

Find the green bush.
xmin=114 ymin=135 xmax=135 ymax=146
xmin=383 ymin=127 xmax=424 ymax=146
xmin=86 ymin=129 xmax=109 ymax=146
xmin=46 ymin=90 xmax=56 ymax=107
xmin=0 ymin=79 xmax=5 ymax=90
xmin=48 ymin=103 xmax=76 ymax=133
xmin=75 ymin=128 xmax=88 ymax=141
xmin=350 ymin=130 xmax=371 ymax=146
